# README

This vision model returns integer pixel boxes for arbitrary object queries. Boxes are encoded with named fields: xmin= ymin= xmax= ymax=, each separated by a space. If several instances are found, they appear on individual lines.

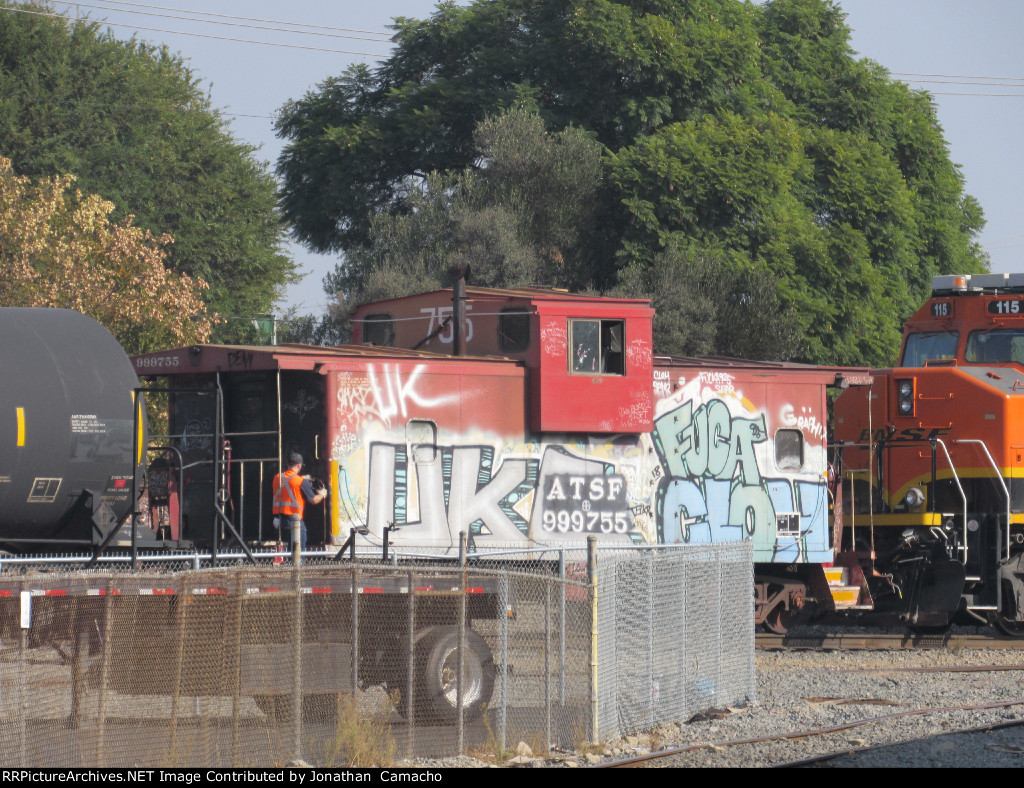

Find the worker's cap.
xmin=289 ymin=452 xmax=303 ymax=466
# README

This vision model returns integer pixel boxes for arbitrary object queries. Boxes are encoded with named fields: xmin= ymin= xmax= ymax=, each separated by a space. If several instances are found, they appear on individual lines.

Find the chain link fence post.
xmin=95 ymin=578 xmax=114 ymax=767
xmin=498 ymin=573 xmax=508 ymax=755
xmin=169 ymin=577 xmax=188 ymax=765
xmin=558 ymin=548 xmax=566 ymax=707
xmin=457 ymin=531 xmax=467 ymax=755
xmin=544 ymin=578 xmax=551 ymax=752
xmin=587 ymin=535 xmax=598 ymax=744
xmin=406 ymin=569 xmax=416 ymax=733
xmin=230 ymin=573 xmax=244 ymax=765
xmin=291 ymin=561 xmax=303 ymax=764
xmin=18 ymin=581 xmax=27 ymax=766
xmin=350 ymin=564 xmax=359 ymax=715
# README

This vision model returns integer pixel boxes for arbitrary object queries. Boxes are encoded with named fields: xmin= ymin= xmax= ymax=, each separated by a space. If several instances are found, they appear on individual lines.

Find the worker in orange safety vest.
xmin=272 ymin=452 xmax=326 ymax=551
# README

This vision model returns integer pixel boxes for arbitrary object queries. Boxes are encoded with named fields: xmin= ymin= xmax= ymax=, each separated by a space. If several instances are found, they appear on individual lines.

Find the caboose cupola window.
xmin=569 ymin=319 xmax=625 ymax=375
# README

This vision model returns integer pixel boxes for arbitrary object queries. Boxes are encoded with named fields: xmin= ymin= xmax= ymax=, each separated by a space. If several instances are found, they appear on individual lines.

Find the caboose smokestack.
xmin=452 ymin=266 xmax=470 ymax=356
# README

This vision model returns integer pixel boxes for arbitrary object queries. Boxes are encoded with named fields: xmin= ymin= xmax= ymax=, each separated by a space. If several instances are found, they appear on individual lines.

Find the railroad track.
xmin=777 ymin=716 xmax=1024 ymax=767
xmin=756 ymin=630 xmax=1024 ymax=650
xmin=591 ymin=652 xmax=1024 ymax=769
xmin=601 ymin=695 xmax=1024 ymax=768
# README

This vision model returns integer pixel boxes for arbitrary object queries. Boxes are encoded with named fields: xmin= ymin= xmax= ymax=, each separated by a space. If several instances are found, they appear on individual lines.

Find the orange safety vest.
xmin=272 ymin=469 xmax=305 ymax=517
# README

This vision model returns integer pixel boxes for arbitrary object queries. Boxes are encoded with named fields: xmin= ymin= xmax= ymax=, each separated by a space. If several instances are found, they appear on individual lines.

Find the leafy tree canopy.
xmin=276 ymin=0 xmax=987 ymax=365
xmin=301 ymin=105 xmax=606 ymax=344
xmin=0 ymin=157 xmax=213 ymax=354
xmin=0 ymin=1 xmax=294 ymax=342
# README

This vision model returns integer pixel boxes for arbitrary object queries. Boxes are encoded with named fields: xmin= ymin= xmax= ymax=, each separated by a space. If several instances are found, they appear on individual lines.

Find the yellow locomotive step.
xmin=830 ymin=586 xmax=861 ymax=606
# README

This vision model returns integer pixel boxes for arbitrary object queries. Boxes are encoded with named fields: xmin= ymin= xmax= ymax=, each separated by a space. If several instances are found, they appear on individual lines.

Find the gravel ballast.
xmin=401 ymin=630 xmax=1024 ymax=768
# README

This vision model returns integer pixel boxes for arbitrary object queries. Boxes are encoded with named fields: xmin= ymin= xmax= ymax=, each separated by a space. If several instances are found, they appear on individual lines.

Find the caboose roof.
xmin=132 ymin=342 xmax=522 ymax=376
xmin=352 ymin=285 xmax=652 ymax=312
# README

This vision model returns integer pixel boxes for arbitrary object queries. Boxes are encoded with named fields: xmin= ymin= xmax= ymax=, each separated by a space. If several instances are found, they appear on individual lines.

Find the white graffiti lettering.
xmin=335 ymin=365 xmax=459 ymax=440
xmin=419 ymin=305 xmax=473 ymax=345
xmin=780 ymin=404 xmax=826 ymax=441
xmin=541 ymin=322 xmax=567 ymax=359
xmin=697 ymin=371 xmax=736 ymax=393
xmin=627 ymin=338 xmax=653 ymax=367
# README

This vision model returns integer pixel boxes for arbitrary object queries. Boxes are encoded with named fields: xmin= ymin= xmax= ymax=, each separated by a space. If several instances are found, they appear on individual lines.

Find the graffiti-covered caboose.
xmin=134 ymin=286 xmax=863 ymax=633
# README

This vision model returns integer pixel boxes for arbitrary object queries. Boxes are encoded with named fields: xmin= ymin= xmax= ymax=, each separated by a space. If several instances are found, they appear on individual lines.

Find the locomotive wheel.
xmin=988 ymin=612 xmax=1024 ymax=638
xmin=414 ymin=627 xmax=494 ymax=724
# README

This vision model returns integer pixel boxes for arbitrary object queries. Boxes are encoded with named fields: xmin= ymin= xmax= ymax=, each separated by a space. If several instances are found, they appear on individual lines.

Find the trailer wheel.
xmin=415 ymin=627 xmax=494 ymax=724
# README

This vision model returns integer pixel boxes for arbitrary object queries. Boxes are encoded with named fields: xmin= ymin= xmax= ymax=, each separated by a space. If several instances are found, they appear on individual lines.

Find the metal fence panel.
xmin=0 ymin=542 xmax=753 ymax=765
xmin=594 ymin=542 xmax=755 ymax=741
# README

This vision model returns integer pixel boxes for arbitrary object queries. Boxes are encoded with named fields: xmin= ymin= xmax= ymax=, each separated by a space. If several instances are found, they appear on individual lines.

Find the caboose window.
xmin=362 ymin=313 xmax=395 ymax=346
xmin=407 ymin=419 xmax=437 ymax=463
xmin=498 ymin=309 xmax=531 ymax=352
xmin=570 ymin=319 xmax=625 ymax=375
xmin=775 ymin=429 xmax=804 ymax=470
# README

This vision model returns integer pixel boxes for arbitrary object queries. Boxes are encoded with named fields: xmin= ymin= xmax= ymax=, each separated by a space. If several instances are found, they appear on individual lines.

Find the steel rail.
xmin=775 ymin=716 xmax=1024 ymax=768
xmin=756 ymin=631 xmax=1024 ymax=650
xmin=600 ymin=697 xmax=1024 ymax=768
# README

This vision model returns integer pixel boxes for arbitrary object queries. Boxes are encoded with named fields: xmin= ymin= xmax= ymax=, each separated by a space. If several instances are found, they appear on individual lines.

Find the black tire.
xmin=415 ymin=627 xmax=494 ymax=724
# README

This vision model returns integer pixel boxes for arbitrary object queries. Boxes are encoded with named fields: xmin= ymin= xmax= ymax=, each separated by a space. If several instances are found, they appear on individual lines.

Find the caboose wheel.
xmin=763 ymin=606 xmax=800 ymax=635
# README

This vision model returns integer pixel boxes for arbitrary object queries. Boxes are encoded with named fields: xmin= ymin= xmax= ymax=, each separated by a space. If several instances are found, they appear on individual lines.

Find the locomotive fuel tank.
xmin=0 ymin=308 xmax=142 ymax=544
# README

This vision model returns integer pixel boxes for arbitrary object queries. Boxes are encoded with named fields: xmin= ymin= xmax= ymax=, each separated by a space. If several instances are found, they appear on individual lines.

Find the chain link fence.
xmin=0 ymin=543 xmax=754 ymax=766
xmin=594 ymin=542 xmax=755 ymax=740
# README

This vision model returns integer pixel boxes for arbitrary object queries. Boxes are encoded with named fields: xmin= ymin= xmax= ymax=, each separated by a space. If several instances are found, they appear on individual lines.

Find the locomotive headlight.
xmin=905 ymin=487 xmax=926 ymax=508
xmin=896 ymin=378 xmax=915 ymax=417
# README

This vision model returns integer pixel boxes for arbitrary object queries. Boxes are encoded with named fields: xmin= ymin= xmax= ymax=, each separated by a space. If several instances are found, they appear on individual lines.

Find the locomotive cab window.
xmin=570 ymin=319 xmax=625 ymax=375
xmin=774 ymin=429 xmax=804 ymax=471
xmin=901 ymin=331 xmax=958 ymax=367
xmin=362 ymin=313 xmax=396 ymax=346
xmin=965 ymin=329 xmax=1024 ymax=364
xmin=498 ymin=308 xmax=531 ymax=353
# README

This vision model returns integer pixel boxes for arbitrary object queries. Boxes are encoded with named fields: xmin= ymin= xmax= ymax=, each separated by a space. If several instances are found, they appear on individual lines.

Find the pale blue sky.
xmin=46 ymin=1 xmax=1024 ymax=317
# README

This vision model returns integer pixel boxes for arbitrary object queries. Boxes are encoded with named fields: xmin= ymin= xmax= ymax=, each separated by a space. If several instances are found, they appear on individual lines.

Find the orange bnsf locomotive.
xmin=834 ymin=273 xmax=1024 ymax=635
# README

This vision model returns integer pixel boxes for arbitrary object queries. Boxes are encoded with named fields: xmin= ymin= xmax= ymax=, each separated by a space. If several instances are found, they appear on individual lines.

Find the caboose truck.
xmin=834 ymin=273 xmax=1024 ymax=635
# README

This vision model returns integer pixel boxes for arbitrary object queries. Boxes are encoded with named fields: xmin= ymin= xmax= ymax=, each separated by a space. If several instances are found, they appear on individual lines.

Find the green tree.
xmin=319 ymin=106 xmax=605 ymax=326
xmin=613 ymin=239 xmax=804 ymax=361
xmin=0 ymin=157 xmax=213 ymax=354
xmin=277 ymin=0 xmax=986 ymax=365
xmin=0 ymin=1 xmax=293 ymax=341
